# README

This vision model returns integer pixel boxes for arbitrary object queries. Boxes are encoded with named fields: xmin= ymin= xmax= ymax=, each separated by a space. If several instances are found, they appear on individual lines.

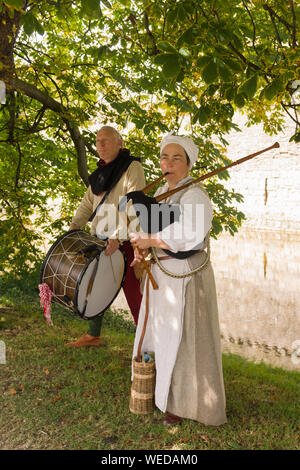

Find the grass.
xmin=0 ymin=273 xmax=299 ymax=450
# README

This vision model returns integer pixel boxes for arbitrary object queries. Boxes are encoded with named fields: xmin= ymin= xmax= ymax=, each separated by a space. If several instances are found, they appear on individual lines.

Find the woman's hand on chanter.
xmin=129 ymin=232 xmax=153 ymax=251
xmin=130 ymin=246 xmax=149 ymax=267
xmin=129 ymin=232 xmax=172 ymax=253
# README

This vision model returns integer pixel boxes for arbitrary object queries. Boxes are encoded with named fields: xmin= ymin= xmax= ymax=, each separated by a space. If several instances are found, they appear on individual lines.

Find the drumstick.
xmin=109 ymin=255 xmax=117 ymax=283
xmin=82 ymin=255 xmax=100 ymax=314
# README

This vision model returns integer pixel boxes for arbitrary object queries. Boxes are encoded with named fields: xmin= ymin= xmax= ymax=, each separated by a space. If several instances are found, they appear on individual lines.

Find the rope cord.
xmin=151 ymin=237 xmax=210 ymax=279
xmin=151 ymin=182 xmax=211 ymax=278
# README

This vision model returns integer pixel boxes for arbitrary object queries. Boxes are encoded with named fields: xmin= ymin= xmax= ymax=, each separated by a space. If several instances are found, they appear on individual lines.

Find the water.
xmin=211 ymin=228 xmax=300 ymax=371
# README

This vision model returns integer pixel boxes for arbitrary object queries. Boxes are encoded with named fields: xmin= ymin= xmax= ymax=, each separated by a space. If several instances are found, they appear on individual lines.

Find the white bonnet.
xmin=160 ymin=132 xmax=199 ymax=167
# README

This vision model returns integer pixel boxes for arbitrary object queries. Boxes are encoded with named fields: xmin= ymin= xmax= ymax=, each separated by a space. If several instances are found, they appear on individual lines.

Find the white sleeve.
xmin=157 ymin=187 xmax=213 ymax=253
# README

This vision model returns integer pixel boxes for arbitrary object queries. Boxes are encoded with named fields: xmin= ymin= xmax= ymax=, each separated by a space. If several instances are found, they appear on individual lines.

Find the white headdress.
xmin=160 ymin=132 xmax=199 ymax=167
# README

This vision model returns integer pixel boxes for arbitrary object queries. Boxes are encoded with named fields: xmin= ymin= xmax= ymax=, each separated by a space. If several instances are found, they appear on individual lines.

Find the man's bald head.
xmin=97 ymin=126 xmax=123 ymax=144
xmin=96 ymin=126 xmax=123 ymax=163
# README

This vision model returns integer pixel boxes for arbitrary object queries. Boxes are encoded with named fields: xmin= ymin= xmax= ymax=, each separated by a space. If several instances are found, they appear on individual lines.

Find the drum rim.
xmin=40 ymin=229 xmax=87 ymax=284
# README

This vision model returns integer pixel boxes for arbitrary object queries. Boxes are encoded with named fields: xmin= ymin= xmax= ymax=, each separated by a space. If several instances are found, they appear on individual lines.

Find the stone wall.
xmin=218 ymin=113 xmax=300 ymax=231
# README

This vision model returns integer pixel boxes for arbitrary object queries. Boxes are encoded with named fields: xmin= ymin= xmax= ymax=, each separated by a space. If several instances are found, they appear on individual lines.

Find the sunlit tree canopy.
xmin=0 ymin=0 xmax=299 ymax=273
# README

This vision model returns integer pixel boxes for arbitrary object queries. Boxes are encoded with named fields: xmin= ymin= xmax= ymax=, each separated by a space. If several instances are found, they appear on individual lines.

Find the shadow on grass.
xmin=0 ymin=273 xmax=299 ymax=450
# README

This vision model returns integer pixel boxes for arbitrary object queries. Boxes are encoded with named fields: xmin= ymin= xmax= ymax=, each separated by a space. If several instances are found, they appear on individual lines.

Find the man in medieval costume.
xmin=66 ymin=125 xmax=145 ymax=347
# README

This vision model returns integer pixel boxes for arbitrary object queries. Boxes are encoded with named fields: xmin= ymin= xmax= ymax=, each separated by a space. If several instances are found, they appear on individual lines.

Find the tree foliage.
xmin=0 ymin=0 xmax=299 ymax=274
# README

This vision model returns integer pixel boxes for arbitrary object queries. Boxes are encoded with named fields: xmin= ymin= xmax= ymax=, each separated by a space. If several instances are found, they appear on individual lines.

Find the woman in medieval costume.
xmin=129 ymin=133 xmax=227 ymax=426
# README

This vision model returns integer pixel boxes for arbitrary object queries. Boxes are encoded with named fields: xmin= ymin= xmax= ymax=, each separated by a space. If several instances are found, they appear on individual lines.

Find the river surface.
xmin=210 ymin=227 xmax=300 ymax=371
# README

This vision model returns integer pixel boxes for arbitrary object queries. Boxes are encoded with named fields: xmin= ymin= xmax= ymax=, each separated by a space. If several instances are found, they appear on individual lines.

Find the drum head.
xmin=76 ymin=248 xmax=126 ymax=320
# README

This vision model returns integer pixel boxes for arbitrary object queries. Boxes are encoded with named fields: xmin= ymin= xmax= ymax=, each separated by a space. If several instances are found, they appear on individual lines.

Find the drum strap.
xmin=81 ymin=254 xmax=100 ymax=316
xmin=88 ymin=191 xmax=110 ymax=222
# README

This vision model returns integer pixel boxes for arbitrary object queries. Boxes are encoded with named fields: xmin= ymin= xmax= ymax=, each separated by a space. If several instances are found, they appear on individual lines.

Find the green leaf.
xmin=289 ymin=131 xmax=300 ymax=143
xmin=133 ymin=119 xmax=145 ymax=129
xmin=217 ymin=28 xmax=231 ymax=44
xmin=154 ymin=53 xmax=174 ymax=65
xmin=154 ymin=53 xmax=180 ymax=78
xmin=97 ymin=45 xmax=110 ymax=58
xmin=193 ymin=105 xmax=210 ymax=125
xmin=157 ymin=41 xmax=177 ymax=53
xmin=198 ymin=105 xmax=210 ymax=125
xmin=225 ymin=86 xmax=235 ymax=101
xmin=234 ymin=93 xmax=245 ymax=108
xmin=20 ymin=13 xmax=34 ymax=35
xmin=144 ymin=125 xmax=151 ymax=135
xmin=206 ymin=84 xmax=219 ymax=97
xmin=162 ymin=56 xmax=181 ymax=78
xmin=232 ymin=33 xmax=244 ymax=51
xmin=212 ymin=217 xmax=222 ymax=236
xmin=196 ymin=55 xmax=211 ymax=69
xmin=177 ymin=27 xmax=195 ymax=47
xmin=177 ymin=4 xmax=187 ymax=22
xmin=222 ymin=103 xmax=234 ymax=118
xmin=20 ymin=13 xmax=44 ymax=36
xmin=166 ymin=8 xmax=178 ymax=25
xmin=178 ymin=47 xmax=190 ymax=58
xmin=80 ymin=0 xmax=102 ymax=18
xmin=175 ymin=69 xmax=185 ymax=83
xmin=100 ymin=0 xmax=112 ymax=8
xmin=238 ymin=75 xmax=258 ymax=99
xmin=34 ymin=18 xmax=44 ymax=36
xmin=218 ymin=62 xmax=232 ymax=82
xmin=202 ymin=60 xmax=218 ymax=84
xmin=167 ymin=95 xmax=193 ymax=112
xmin=3 ymin=0 xmax=23 ymax=9
xmin=263 ymin=79 xmax=284 ymax=101
xmin=222 ymin=57 xmax=244 ymax=72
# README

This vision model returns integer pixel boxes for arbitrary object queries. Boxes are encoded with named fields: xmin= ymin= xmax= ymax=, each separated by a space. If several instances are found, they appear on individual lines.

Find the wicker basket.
xmin=129 ymin=356 xmax=156 ymax=414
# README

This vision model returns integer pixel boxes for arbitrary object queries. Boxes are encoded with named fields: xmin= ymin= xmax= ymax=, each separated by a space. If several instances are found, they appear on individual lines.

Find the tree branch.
xmin=84 ymin=140 xmax=98 ymax=158
xmin=15 ymin=142 xmax=22 ymax=190
xmin=144 ymin=12 xmax=159 ymax=56
xmin=263 ymin=4 xmax=293 ymax=31
xmin=281 ymin=100 xmax=299 ymax=126
xmin=7 ymin=91 xmax=16 ymax=143
xmin=289 ymin=0 xmax=297 ymax=48
xmin=227 ymin=42 xmax=260 ymax=71
xmin=12 ymin=77 xmax=89 ymax=186
xmin=263 ymin=4 xmax=283 ymax=45
xmin=28 ymin=104 xmax=47 ymax=133
xmin=242 ymin=0 xmax=257 ymax=50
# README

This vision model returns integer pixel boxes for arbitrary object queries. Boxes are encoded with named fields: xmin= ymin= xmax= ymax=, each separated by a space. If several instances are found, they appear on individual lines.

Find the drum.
xmin=40 ymin=230 xmax=126 ymax=320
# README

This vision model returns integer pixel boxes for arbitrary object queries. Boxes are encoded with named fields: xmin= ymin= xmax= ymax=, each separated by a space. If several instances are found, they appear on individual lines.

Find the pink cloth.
xmin=38 ymin=283 xmax=54 ymax=325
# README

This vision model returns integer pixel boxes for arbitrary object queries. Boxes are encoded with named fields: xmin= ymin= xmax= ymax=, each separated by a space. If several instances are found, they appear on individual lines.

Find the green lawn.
xmin=0 ymin=274 xmax=299 ymax=450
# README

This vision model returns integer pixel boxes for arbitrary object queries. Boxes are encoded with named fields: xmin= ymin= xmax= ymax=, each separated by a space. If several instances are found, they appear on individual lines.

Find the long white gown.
xmin=132 ymin=177 xmax=227 ymax=425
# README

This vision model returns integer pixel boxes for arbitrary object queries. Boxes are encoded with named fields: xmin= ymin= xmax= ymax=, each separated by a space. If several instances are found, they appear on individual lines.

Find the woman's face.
xmin=160 ymin=143 xmax=190 ymax=188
